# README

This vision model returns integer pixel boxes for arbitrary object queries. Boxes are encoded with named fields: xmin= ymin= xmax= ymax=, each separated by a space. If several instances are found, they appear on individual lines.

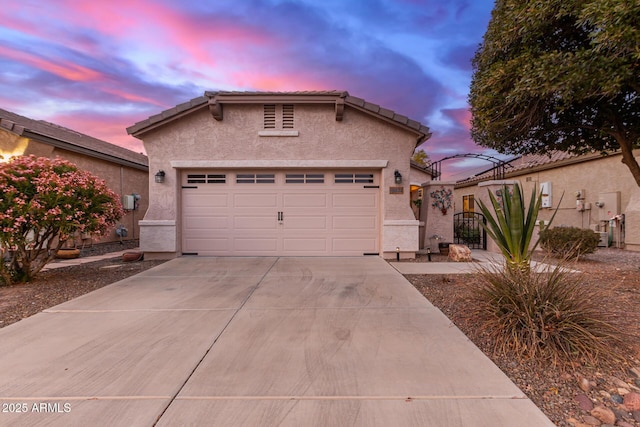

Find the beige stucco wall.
xmin=140 ymin=103 xmax=420 ymax=257
xmin=455 ymin=152 xmax=640 ymax=252
xmin=0 ymin=130 xmax=148 ymax=245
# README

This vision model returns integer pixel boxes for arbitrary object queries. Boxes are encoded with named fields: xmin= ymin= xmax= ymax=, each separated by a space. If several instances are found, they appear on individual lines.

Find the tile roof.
xmin=127 ymin=91 xmax=431 ymax=142
xmin=455 ymin=151 xmax=607 ymax=187
xmin=0 ymin=108 xmax=148 ymax=170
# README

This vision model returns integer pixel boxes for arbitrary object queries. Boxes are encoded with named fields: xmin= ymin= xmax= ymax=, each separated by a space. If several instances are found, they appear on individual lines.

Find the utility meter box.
xmin=597 ymin=191 xmax=621 ymax=221
xmin=540 ymin=182 xmax=552 ymax=208
xmin=122 ymin=195 xmax=135 ymax=210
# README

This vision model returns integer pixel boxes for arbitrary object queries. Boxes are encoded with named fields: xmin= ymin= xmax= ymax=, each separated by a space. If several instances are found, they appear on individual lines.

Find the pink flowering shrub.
xmin=0 ymin=155 xmax=124 ymax=284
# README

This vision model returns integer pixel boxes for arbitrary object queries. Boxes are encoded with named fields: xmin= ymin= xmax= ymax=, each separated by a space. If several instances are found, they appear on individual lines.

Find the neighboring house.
xmin=0 ymin=108 xmax=149 ymax=245
xmin=453 ymin=150 xmax=640 ymax=252
xmin=127 ymin=90 xmax=431 ymax=259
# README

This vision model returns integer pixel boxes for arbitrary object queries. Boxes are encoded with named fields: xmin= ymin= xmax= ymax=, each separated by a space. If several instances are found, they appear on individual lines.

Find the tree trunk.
xmin=615 ymin=135 xmax=640 ymax=188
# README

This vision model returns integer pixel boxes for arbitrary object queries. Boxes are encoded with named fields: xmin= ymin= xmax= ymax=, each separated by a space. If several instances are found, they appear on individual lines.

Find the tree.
xmin=469 ymin=0 xmax=640 ymax=186
xmin=0 ymin=156 xmax=124 ymax=284
xmin=412 ymin=149 xmax=429 ymax=167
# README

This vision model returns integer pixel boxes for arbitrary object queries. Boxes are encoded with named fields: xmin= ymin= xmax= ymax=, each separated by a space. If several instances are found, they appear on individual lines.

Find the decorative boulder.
xmin=448 ymin=244 xmax=472 ymax=262
xmin=56 ymin=248 xmax=80 ymax=259
xmin=122 ymin=252 xmax=144 ymax=262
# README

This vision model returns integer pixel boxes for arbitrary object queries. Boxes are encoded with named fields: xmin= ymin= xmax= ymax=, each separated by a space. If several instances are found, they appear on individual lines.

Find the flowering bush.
xmin=0 ymin=155 xmax=124 ymax=284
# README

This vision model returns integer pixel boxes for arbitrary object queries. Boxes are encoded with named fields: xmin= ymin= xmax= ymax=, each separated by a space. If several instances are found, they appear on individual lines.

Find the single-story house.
xmin=453 ymin=150 xmax=640 ymax=252
xmin=127 ymin=90 xmax=431 ymax=259
xmin=0 ymin=108 xmax=149 ymax=245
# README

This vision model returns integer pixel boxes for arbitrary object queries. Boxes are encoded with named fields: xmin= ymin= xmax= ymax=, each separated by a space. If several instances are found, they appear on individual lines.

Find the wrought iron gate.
xmin=453 ymin=212 xmax=487 ymax=250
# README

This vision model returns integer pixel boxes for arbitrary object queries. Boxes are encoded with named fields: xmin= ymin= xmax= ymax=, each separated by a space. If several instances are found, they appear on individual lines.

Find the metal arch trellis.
xmin=429 ymin=154 xmax=512 ymax=181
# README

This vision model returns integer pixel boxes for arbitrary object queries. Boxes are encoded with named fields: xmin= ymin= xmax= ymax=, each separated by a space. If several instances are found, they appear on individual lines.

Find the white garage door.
xmin=181 ymin=170 xmax=380 ymax=256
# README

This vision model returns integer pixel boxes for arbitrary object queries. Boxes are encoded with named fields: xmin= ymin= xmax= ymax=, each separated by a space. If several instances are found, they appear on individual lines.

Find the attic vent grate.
xmin=264 ymin=104 xmax=276 ymax=129
xmin=282 ymin=104 xmax=294 ymax=129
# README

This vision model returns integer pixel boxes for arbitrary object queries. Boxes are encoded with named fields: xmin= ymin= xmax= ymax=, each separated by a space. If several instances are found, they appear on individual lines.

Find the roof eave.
xmin=21 ymin=130 xmax=148 ymax=171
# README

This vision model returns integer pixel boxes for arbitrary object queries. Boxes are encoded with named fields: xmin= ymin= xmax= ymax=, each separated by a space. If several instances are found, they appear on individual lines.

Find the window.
xmin=285 ymin=173 xmax=324 ymax=184
xmin=334 ymin=173 xmax=375 ymax=184
xmin=187 ymin=174 xmax=226 ymax=184
xmin=236 ymin=173 xmax=275 ymax=184
xmin=463 ymin=195 xmax=475 ymax=217
xmin=263 ymin=104 xmax=294 ymax=129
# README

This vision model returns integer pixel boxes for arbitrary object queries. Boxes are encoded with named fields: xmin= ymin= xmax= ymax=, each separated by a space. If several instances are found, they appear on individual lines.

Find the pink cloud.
xmin=442 ymin=107 xmax=472 ymax=130
xmin=46 ymin=112 xmax=145 ymax=154
xmin=0 ymin=46 xmax=103 ymax=82
xmin=101 ymin=88 xmax=167 ymax=107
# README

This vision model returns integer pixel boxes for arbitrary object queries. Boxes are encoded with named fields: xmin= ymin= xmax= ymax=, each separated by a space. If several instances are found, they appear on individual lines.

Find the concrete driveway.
xmin=0 ymin=257 xmax=553 ymax=426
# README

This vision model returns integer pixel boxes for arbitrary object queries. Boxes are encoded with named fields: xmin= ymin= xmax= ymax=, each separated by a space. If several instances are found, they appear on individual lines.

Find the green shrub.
xmin=468 ymin=265 xmax=623 ymax=366
xmin=539 ymin=226 xmax=600 ymax=259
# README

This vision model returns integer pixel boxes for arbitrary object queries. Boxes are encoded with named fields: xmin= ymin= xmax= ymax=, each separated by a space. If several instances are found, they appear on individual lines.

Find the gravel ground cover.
xmin=406 ymin=247 xmax=640 ymax=427
xmin=0 ymin=241 xmax=167 ymax=328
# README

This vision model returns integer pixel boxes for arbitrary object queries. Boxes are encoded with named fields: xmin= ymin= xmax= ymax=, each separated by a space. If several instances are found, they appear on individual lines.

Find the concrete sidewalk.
xmin=42 ymin=248 xmax=140 ymax=271
xmin=0 ymin=257 xmax=553 ymax=426
xmin=390 ymin=250 xmax=577 ymax=275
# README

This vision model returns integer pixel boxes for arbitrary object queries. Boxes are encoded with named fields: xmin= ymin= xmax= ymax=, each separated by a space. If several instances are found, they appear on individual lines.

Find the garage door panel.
xmin=234 ymin=193 xmax=278 ymax=208
xmin=283 ymin=238 xmax=327 ymax=252
xmin=184 ymin=238 xmax=229 ymax=253
xmin=333 ymin=215 xmax=377 ymax=230
xmin=234 ymin=238 xmax=278 ymax=253
xmin=234 ymin=216 xmax=278 ymax=230
xmin=184 ymin=216 xmax=228 ymax=230
xmin=183 ymin=191 xmax=228 ymax=207
xmin=282 ymin=193 xmax=328 ymax=208
xmin=283 ymin=216 xmax=327 ymax=230
xmin=333 ymin=193 xmax=378 ymax=208
xmin=333 ymin=238 xmax=378 ymax=253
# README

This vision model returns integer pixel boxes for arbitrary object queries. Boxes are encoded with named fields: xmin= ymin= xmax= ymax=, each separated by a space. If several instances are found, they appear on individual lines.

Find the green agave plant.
xmin=477 ymin=183 xmax=559 ymax=271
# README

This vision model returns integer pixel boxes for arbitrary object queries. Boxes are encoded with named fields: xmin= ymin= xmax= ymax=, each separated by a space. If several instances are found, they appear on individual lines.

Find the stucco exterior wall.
xmin=454 ymin=152 xmax=640 ymax=252
xmin=140 ymin=103 xmax=420 ymax=257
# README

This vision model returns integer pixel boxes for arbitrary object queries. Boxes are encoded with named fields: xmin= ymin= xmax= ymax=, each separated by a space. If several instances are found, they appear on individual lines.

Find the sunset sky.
xmin=0 ymin=0 xmax=499 ymax=179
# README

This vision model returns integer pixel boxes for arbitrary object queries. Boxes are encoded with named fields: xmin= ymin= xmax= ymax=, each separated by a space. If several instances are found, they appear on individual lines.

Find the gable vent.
xmin=282 ymin=104 xmax=294 ymax=129
xmin=264 ymin=104 xmax=276 ymax=129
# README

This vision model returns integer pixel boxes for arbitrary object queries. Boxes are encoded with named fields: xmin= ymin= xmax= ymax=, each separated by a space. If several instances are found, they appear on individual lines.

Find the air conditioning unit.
xmin=597 ymin=232 xmax=609 ymax=247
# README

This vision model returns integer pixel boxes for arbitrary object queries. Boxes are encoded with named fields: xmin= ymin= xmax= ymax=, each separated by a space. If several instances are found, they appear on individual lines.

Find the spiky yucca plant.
xmin=477 ymin=183 xmax=557 ymax=272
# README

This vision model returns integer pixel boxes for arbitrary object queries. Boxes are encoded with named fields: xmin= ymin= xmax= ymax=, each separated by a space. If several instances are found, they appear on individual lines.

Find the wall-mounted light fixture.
xmin=155 ymin=170 xmax=166 ymax=183
xmin=394 ymin=170 xmax=403 ymax=185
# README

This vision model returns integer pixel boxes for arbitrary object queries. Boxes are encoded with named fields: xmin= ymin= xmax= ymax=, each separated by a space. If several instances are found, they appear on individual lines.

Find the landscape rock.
xmin=447 ymin=244 xmax=472 ymax=262
xmin=579 ymin=377 xmax=592 ymax=392
xmin=616 ymin=420 xmax=634 ymax=427
xmin=633 ymin=410 xmax=640 ymax=422
xmin=582 ymin=415 xmax=601 ymax=425
xmin=623 ymin=392 xmax=640 ymax=411
xmin=611 ymin=394 xmax=623 ymax=404
xmin=575 ymin=393 xmax=594 ymax=411
xmin=591 ymin=405 xmax=616 ymax=425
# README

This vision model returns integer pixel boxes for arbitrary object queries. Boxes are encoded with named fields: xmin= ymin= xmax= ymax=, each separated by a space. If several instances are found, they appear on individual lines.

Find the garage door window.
xmin=335 ymin=173 xmax=375 ymax=184
xmin=236 ymin=173 xmax=276 ymax=184
xmin=285 ymin=173 xmax=324 ymax=184
xmin=186 ymin=174 xmax=226 ymax=184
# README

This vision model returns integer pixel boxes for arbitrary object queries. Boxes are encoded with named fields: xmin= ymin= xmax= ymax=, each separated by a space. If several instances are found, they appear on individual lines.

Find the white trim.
xmin=170 ymin=160 xmax=389 ymax=169
xmin=383 ymin=220 xmax=420 ymax=226
xmin=258 ymin=130 xmax=299 ymax=137
xmin=139 ymin=220 xmax=176 ymax=226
